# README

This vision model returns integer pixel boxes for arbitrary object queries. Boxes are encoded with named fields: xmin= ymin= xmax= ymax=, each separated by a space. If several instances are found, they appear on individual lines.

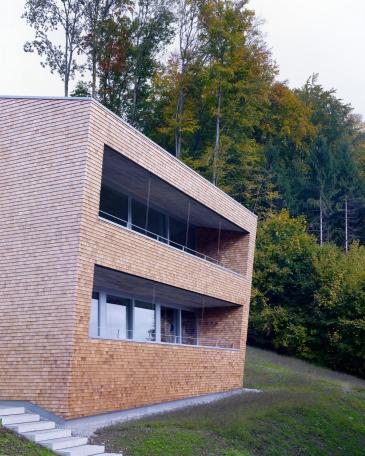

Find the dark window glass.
xmin=161 ymin=306 xmax=179 ymax=343
xmin=131 ymin=199 xmax=147 ymax=235
xmin=147 ymin=207 xmax=167 ymax=240
xmin=169 ymin=218 xmax=186 ymax=249
xmin=134 ymin=301 xmax=155 ymax=341
xmin=132 ymin=200 xmax=167 ymax=241
xmin=99 ymin=186 xmax=128 ymax=226
xmin=181 ymin=310 xmax=197 ymax=345
xmin=169 ymin=218 xmax=195 ymax=250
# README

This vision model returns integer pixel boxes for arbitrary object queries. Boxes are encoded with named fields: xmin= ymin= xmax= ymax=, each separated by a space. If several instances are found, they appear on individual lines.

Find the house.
xmin=0 ymin=96 xmax=257 ymax=419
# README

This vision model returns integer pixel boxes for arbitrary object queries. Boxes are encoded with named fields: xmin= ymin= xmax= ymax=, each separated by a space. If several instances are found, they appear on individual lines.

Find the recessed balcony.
xmin=90 ymin=266 xmax=243 ymax=350
xmin=99 ymin=146 xmax=249 ymax=275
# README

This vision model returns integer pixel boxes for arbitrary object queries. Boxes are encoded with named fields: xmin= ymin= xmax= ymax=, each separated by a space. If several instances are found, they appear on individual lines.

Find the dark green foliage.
xmin=249 ymin=211 xmax=365 ymax=377
xmin=23 ymin=0 xmax=365 ymax=378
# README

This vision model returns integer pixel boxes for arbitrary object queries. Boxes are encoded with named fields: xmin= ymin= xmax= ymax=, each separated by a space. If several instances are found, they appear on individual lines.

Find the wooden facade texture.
xmin=0 ymin=97 xmax=257 ymax=419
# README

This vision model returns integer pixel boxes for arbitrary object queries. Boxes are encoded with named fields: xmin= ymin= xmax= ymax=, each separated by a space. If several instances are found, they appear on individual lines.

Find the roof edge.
xmin=0 ymin=94 xmax=257 ymax=220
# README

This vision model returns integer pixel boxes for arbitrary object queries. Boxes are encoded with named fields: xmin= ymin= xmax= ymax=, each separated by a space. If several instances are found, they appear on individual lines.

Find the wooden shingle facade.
xmin=0 ymin=96 xmax=257 ymax=419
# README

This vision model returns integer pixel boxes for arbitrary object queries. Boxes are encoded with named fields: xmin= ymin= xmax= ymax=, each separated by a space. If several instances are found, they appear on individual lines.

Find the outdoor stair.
xmin=0 ymin=406 xmax=121 ymax=456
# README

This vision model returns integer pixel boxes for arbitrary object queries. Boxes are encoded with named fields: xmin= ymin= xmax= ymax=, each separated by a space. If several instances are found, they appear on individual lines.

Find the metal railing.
xmin=99 ymin=210 xmax=222 ymax=267
xmin=90 ymin=326 xmax=237 ymax=349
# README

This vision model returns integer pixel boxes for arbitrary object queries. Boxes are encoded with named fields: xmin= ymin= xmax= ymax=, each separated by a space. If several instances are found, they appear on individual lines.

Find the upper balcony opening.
xmin=99 ymin=146 xmax=249 ymax=275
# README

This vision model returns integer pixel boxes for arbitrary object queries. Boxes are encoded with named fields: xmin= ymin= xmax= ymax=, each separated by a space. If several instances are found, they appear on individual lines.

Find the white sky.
xmin=0 ymin=0 xmax=364 ymax=118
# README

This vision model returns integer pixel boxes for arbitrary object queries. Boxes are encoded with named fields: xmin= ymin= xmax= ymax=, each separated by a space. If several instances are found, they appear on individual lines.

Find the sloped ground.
xmin=1 ymin=347 xmax=364 ymax=455
xmin=0 ymin=425 xmax=54 ymax=456
xmin=91 ymin=346 xmax=365 ymax=456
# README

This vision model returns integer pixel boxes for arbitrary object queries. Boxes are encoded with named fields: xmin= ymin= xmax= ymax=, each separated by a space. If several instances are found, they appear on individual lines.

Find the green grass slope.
xmin=92 ymin=346 xmax=365 ymax=456
xmin=0 ymin=425 xmax=55 ymax=456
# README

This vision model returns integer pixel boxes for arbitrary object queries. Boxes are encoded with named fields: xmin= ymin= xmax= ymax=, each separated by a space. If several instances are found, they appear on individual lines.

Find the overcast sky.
xmin=1 ymin=0 xmax=364 ymax=118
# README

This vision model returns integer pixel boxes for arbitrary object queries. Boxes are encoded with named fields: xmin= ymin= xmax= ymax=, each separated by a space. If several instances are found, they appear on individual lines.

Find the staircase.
xmin=0 ymin=406 xmax=120 ymax=456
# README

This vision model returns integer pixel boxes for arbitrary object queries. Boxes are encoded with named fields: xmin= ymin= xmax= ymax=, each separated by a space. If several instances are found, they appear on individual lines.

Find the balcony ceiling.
xmin=102 ymin=146 xmax=244 ymax=232
xmin=94 ymin=265 xmax=239 ymax=309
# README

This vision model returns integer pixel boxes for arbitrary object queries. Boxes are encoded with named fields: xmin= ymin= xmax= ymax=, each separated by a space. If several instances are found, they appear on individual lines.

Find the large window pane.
xmin=148 ymin=207 xmax=167 ymax=240
xmin=169 ymin=218 xmax=196 ymax=251
xmin=89 ymin=292 xmax=99 ymax=337
xmin=105 ymin=295 xmax=131 ymax=339
xmin=131 ymin=199 xmax=147 ymax=234
xmin=181 ymin=310 xmax=197 ymax=345
xmin=161 ymin=306 xmax=179 ymax=343
xmin=99 ymin=185 xmax=128 ymax=226
xmin=169 ymin=218 xmax=186 ymax=249
xmin=134 ymin=301 xmax=155 ymax=341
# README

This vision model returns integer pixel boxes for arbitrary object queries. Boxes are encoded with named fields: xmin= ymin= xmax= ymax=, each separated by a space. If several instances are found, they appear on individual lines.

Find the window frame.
xmin=90 ymin=287 xmax=198 ymax=347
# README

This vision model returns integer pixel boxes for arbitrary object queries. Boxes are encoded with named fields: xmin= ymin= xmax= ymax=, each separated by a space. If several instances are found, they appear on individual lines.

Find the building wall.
xmin=196 ymin=228 xmax=250 ymax=275
xmin=0 ymin=98 xmax=91 ymax=415
xmin=0 ymin=97 xmax=256 ymax=419
xmin=66 ymin=101 xmax=257 ymax=418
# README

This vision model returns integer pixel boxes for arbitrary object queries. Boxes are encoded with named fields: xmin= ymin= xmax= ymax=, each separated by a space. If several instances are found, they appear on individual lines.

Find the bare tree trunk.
xmin=212 ymin=81 xmax=222 ymax=186
xmin=175 ymin=84 xmax=184 ymax=158
xmin=92 ymin=43 xmax=97 ymax=97
xmin=345 ymin=195 xmax=349 ymax=252
xmin=131 ymin=74 xmax=138 ymax=123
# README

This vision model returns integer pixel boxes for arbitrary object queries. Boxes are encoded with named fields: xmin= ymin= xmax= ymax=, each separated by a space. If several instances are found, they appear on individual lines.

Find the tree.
xmin=249 ymin=211 xmax=365 ymax=377
xmin=95 ymin=0 xmax=175 ymax=127
xmin=127 ymin=0 xmax=175 ymax=127
xmin=82 ymin=0 xmax=130 ymax=97
xmin=174 ymin=0 xmax=200 ymax=157
xmin=23 ymin=0 xmax=85 ymax=96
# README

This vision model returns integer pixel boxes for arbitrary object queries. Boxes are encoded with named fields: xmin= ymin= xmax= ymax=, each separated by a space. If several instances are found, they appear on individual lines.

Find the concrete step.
xmin=8 ymin=420 xmax=55 ymax=433
xmin=56 ymin=445 xmax=105 ymax=456
xmin=0 ymin=413 xmax=40 ymax=425
xmin=25 ymin=428 xmax=72 ymax=442
xmin=42 ymin=436 xmax=88 ymax=450
xmin=0 ymin=406 xmax=25 ymax=416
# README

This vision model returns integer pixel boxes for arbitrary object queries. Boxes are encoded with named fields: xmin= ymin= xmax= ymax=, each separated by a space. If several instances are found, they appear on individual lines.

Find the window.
xmin=131 ymin=199 xmax=147 ymax=234
xmin=147 ymin=207 xmax=167 ymax=241
xmin=181 ymin=310 xmax=197 ymax=345
xmin=104 ymin=295 xmax=132 ymax=339
xmin=100 ymin=185 xmax=128 ymax=226
xmin=89 ymin=292 xmax=99 ymax=337
xmin=90 ymin=290 xmax=199 ymax=347
xmin=99 ymin=189 xmax=199 ymax=256
xmin=132 ymin=200 xmax=167 ymax=241
xmin=169 ymin=217 xmax=195 ymax=250
xmin=161 ymin=306 xmax=179 ymax=343
xmin=134 ymin=301 xmax=156 ymax=341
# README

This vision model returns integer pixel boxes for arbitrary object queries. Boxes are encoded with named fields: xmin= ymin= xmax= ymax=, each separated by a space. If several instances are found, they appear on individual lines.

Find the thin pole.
xmin=345 ymin=196 xmax=348 ymax=253
xmin=145 ymin=175 xmax=151 ymax=232
xmin=319 ymin=192 xmax=323 ymax=246
xmin=185 ymin=201 xmax=191 ymax=247
xmin=217 ymin=221 xmax=222 ymax=261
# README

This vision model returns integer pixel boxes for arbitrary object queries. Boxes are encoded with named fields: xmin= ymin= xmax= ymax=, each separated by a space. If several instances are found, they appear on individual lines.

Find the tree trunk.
xmin=175 ymin=84 xmax=185 ymax=158
xmin=345 ymin=195 xmax=348 ymax=252
xmin=92 ymin=45 xmax=97 ymax=97
xmin=319 ymin=191 xmax=323 ymax=246
xmin=131 ymin=75 xmax=138 ymax=124
xmin=212 ymin=81 xmax=222 ymax=186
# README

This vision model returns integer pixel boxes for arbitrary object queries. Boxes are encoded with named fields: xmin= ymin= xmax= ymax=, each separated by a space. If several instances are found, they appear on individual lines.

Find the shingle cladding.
xmin=0 ymin=97 xmax=257 ymax=419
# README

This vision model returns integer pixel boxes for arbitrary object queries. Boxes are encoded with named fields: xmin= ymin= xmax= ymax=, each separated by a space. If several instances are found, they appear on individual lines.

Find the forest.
xmin=23 ymin=0 xmax=365 ymax=376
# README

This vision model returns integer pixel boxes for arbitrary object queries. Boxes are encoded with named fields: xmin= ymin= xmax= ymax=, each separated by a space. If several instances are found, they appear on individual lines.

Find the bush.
xmin=248 ymin=210 xmax=365 ymax=377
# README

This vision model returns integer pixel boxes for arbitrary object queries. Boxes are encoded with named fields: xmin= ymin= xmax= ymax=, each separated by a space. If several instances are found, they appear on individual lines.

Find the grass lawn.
xmin=1 ymin=347 xmax=364 ymax=456
xmin=0 ymin=425 xmax=54 ymax=456
xmin=91 ymin=346 xmax=365 ymax=456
